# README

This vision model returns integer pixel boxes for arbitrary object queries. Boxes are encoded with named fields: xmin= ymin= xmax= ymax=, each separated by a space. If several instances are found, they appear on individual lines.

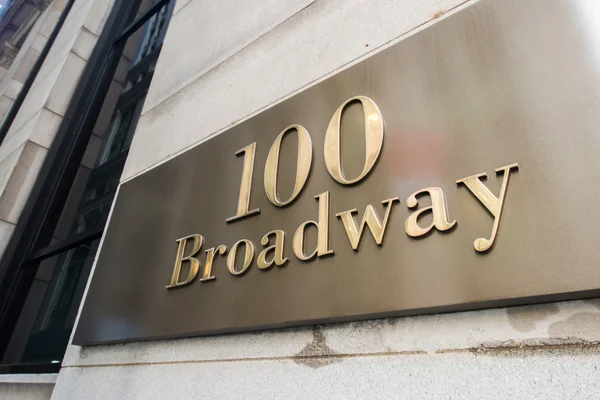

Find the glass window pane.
xmin=2 ymin=240 xmax=99 ymax=364
xmin=50 ymin=0 xmax=174 ymax=239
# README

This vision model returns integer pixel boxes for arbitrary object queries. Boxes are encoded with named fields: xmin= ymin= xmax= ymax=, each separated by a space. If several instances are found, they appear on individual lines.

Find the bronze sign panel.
xmin=74 ymin=0 xmax=600 ymax=345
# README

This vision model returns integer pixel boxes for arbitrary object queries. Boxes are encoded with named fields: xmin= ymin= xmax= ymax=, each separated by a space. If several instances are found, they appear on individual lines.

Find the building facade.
xmin=0 ymin=0 xmax=600 ymax=398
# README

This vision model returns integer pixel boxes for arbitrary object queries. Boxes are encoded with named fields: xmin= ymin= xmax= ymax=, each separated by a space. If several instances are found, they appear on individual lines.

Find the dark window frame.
xmin=0 ymin=0 xmax=172 ymax=374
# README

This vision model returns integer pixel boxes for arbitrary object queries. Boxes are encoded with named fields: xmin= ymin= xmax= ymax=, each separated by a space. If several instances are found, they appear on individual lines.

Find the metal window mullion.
xmin=24 ymin=228 xmax=104 ymax=265
xmin=125 ymin=45 xmax=162 ymax=83
xmin=114 ymin=0 xmax=171 ymax=46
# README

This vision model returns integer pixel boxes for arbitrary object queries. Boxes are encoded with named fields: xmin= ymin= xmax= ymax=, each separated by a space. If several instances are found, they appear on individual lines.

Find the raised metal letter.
xmin=166 ymin=234 xmax=203 ymax=289
xmin=324 ymin=96 xmax=384 ymax=185
xmin=264 ymin=125 xmax=312 ymax=207
xmin=293 ymin=192 xmax=335 ymax=260
xmin=456 ymin=163 xmax=519 ymax=252
xmin=336 ymin=197 xmax=399 ymax=250
xmin=199 ymin=245 xmax=227 ymax=282
xmin=257 ymin=230 xmax=288 ymax=270
xmin=226 ymin=143 xmax=260 ymax=223
xmin=405 ymin=187 xmax=456 ymax=237
xmin=227 ymin=239 xmax=255 ymax=276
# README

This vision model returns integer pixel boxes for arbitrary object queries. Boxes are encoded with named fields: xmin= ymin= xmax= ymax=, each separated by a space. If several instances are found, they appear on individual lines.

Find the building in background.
xmin=0 ymin=0 xmax=599 ymax=399
xmin=0 ymin=0 xmax=52 ymax=78
xmin=0 ymin=0 xmax=52 ymax=127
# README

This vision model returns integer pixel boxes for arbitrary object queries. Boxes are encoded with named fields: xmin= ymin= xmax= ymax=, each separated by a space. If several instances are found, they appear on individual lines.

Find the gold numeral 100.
xmin=324 ymin=96 xmax=384 ymax=184
xmin=225 ymin=143 xmax=260 ymax=223
xmin=264 ymin=125 xmax=313 ymax=207
xmin=226 ymin=96 xmax=384 ymax=223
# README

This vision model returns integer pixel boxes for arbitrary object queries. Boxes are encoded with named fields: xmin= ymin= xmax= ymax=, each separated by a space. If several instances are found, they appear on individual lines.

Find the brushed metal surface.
xmin=74 ymin=0 xmax=600 ymax=345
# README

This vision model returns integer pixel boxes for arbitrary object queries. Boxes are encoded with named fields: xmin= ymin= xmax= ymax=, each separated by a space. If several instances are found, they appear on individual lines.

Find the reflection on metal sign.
xmin=75 ymin=0 xmax=600 ymax=345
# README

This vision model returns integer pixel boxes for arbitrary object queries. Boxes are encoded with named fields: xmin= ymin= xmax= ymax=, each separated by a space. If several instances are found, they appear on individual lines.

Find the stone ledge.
xmin=51 ymin=348 xmax=600 ymax=400
xmin=0 ymin=373 xmax=57 ymax=384
xmin=62 ymin=299 xmax=600 ymax=368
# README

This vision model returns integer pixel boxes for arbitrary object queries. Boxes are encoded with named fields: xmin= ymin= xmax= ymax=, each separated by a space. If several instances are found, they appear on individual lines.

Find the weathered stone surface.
xmin=53 ymin=345 xmax=600 ymax=400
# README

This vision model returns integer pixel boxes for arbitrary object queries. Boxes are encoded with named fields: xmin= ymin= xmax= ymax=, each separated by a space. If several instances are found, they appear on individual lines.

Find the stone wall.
xmin=0 ymin=374 xmax=56 ymax=400
xmin=51 ymin=0 xmax=600 ymax=398
xmin=0 ymin=373 xmax=56 ymax=400
xmin=55 ymin=300 xmax=600 ymax=398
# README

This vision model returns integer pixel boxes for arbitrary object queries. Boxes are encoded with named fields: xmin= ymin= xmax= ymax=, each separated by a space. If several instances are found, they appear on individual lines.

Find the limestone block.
xmin=143 ymin=0 xmax=316 ymax=113
xmin=49 ymin=0 xmax=96 ymax=52
xmin=72 ymin=27 xmax=98 ymax=61
xmin=29 ymin=107 xmax=63 ymax=148
xmin=31 ymin=32 xmax=49 ymax=53
xmin=0 ymin=107 xmax=61 ymax=164
xmin=0 ymin=382 xmax=54 ymax=400
xmin=83 ymin=0 xmax=112 ymax=36
xmin=0 ymin=219 xmax=15 ymax=259
xmin=31 ymin=34 xmax=76 ymax=87
xmin=9 ymin=48 xmax=70 ymax=132
xmin=3 ymin=79 xmax=23 ymax=100
xmin=0 ymin=374 xmax=56 ymax=400
xmin=39 ymin=5 xmax=63 ymax=38
xmin=0 ymin=141 xmax=47 ymax=224
xmin=13 ymin=48 xmax=41 ymax=84
xmin=45 ymin=52 xmax=86 ymax=117
xmin=0 ymin=95 xmax=12 ymax=121
xmin=0 ymin=144 xmax=24 ymax=200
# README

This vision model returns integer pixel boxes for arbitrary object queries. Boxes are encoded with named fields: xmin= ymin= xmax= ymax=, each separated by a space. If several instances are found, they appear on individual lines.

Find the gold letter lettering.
xmin=257 ymin=230 xmax=288 ymax=270
xmin=293 ymin=192 xmax=334 ymax=260
xmin=456 ymin=163 xmax=519 ymax=252
xmin=227 ymin=239 xmax=255 ymax=276
xmin=324 ymin=96 xmax=384 ymax=185
xmin=199 ymin=245 xmax=227 ymax=281
xmin=405 ymin=187 xmax=456 ymax=237
xmin=264 ymin=125 xmax=312 ymax=207
xmin=226 ymin=143 xmax=260 ymax=223
xmin=336 ymin=197 xmax=399 ymax=250
xmin=166 ymin=234 xmax=203 ymax=289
